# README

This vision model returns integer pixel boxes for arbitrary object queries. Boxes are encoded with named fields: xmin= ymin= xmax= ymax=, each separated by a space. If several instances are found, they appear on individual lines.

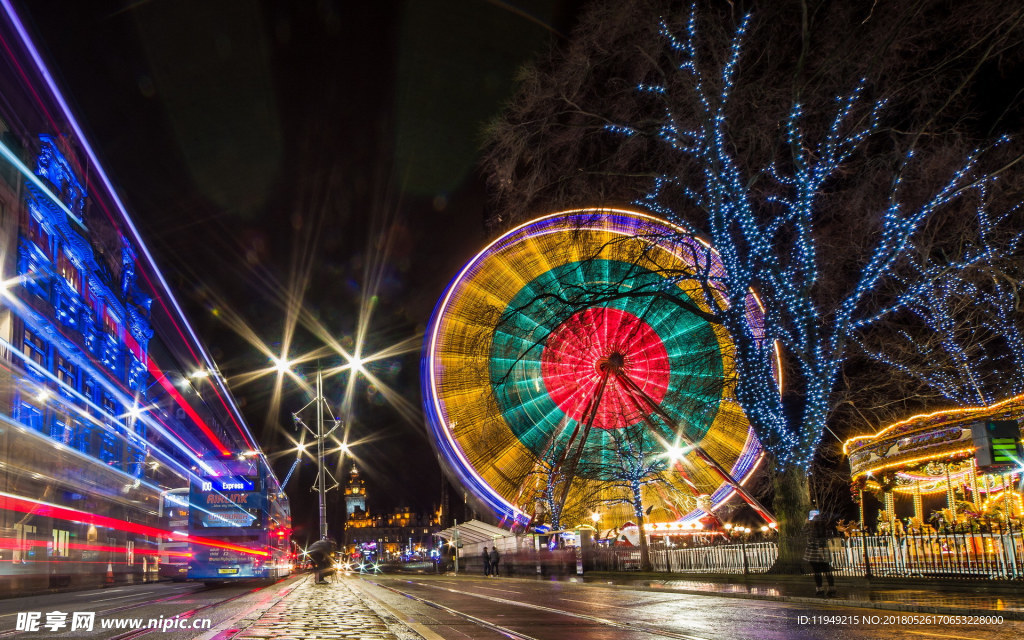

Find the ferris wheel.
xmin=422 ymin=208 xmax=771 ymax=528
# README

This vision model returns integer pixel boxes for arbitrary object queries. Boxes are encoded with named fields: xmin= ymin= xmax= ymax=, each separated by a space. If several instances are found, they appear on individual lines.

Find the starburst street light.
xmin=271 ymin=355 xmax=294 ymax=376
xmin=345 ymin=352 xmax=365 ymax=375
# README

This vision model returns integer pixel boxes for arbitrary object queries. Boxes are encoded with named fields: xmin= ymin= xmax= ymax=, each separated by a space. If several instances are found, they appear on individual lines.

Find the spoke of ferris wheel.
xmin=550 ymin=392 xmax=596 ymax=474
xmin=553 ymin=367 xmax=611 ymax=521
xmin=632 ymin=397 xmax=704 ymax=497
xmin=614 ymin=370 xmax=776 ymax=525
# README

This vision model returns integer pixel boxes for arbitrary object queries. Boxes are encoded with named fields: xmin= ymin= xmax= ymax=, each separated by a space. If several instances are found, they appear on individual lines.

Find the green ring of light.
xmin=489 ymin=259 xmax=724 ymax=478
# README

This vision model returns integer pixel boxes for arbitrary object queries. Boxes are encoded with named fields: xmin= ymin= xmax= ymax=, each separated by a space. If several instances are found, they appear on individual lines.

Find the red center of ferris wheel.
xmin=540 ymin=307 xmax=670 ymax=430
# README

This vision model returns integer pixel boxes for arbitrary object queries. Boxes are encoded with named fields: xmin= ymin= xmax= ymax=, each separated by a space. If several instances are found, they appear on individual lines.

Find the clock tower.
xmin=344 ymin=465 xmax=366 ymax=516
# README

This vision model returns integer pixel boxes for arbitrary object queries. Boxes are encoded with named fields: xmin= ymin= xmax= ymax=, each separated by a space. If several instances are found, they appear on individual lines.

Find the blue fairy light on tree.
xmin=605 ymin=5 xmax=1018 ymax=557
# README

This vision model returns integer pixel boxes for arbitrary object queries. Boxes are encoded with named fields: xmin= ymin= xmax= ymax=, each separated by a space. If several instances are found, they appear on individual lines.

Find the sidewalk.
xmin=205 ymin=574 xmax=419 ymax=640
xmin=579 ymin=572 xmax=1024 ymax=620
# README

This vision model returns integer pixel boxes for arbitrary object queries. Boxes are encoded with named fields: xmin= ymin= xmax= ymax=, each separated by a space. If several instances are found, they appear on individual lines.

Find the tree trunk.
xmin=770 ymin=464 xmax=811 ymax=574
xmin=632 ymin=481 xmax=653 ymax=572
xmin=636 ymin=505 xmax=653 ymax=572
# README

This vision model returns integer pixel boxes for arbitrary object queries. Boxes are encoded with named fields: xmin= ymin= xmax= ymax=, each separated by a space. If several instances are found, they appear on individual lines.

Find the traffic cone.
xmin=105 ymin=563 xmax=114 ymax=585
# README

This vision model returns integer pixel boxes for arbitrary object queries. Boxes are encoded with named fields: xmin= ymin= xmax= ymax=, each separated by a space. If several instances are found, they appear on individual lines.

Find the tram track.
xmin=0 ymin=584 xmax=200 ymax=638
xmin=364 ymin=577 xmax=713 ymax=640
xmin=105 ymin=578 xmax=301 ymax=640
xmin=104 ymin=585 xmax=258 ymax=640
xmin=0 ymin=579 xmax=294 ymax=640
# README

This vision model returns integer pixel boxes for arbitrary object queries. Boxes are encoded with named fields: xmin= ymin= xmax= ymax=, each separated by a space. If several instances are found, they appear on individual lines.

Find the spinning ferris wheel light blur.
xmin=423 ymin=208 xmax=774 ymax=528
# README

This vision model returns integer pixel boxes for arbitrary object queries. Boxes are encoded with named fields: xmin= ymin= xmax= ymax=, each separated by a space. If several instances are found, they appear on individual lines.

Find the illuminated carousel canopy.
xmin=843 ymin=395 xmax=1024 ymax=485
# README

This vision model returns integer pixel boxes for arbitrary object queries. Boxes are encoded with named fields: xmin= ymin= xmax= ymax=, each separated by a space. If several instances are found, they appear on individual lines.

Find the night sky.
xmin=16 ymin=0 xmax=585 ymax=540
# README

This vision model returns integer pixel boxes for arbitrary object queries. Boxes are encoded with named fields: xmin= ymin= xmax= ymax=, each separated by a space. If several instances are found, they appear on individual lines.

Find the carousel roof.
xmin=843 ymin=395 xmax=1024 ymax=480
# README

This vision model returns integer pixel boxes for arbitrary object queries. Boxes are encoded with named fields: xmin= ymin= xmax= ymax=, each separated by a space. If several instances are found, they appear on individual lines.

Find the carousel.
xmin=843 ymin=395 xmax=1024 ymax=534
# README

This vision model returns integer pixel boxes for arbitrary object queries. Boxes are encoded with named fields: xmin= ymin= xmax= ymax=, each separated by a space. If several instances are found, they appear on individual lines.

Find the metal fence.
xmin=592 ymin=542 xmax=777 ymax=574
xmin=588 ymin=523 xmax=1024 ymax=580
xmin=832 ymin=525 xmax=1024 ymax=580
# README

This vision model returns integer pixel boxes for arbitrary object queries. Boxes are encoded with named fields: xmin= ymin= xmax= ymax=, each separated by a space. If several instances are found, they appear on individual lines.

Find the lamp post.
xmin=453 ymin=520 xmax=460 ymax=576
xmin=739 ymin=526 xmax=750 ymax=575
xmin=291 ymin=365 xmax=342 ymax=541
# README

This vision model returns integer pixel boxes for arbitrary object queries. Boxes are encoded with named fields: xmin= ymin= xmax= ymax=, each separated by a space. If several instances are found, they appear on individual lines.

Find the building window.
xmin=17 ymin=399 xmax=44 ymax=433
xmin=26 ymin=213 xmax=50 ymax=256
xmin=55 ymin=353 xmax=77 ymax=389
xmin=71 ymin=419 xmax=90 ymax=454
xmin=50 ymin=412 xmax=71 ymax=444
xmin=126 ymin=356 xmax=145 ymax=391
xmin=99 ymin=393 xmax=121 ymax=465
xmin=101 ymin=336 xmax=121 ymax=376
xmin=88 ymin=291 xmax=104 ymax=326
xmin=103 ymin=310 xmax=120 ymax=338
xmin=101 ymin=393 xmax=118 ymax=419
xmin=100 ymin=431 xmax=120 ymax=467
xmin=55 ymin=293 xmax=79 ymax=330
xmin=22 ymin=329 xmax=47 ymax=369
xmin=57 ymin=251 xmax=79 ymax=292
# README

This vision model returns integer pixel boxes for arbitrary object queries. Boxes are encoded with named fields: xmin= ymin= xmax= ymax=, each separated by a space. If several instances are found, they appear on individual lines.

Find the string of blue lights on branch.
xmin=855 ymin=195 xmax=1024 ymax=406
xmin=607 ymin=5 xmax=1015 ymax=470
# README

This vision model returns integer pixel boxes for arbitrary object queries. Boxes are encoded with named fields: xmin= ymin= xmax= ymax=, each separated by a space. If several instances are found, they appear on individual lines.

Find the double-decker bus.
xmin=187 ymin=458 xmax=292 ymax=582
xmin=158 ymin=489 xmax=191 ymax=581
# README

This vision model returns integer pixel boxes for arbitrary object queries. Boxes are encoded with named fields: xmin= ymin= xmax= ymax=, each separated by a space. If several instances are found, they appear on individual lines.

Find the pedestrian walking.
xmin=803 ymin=510 xmax=835 ymax=597
xmin=481 ymin=546 xmax=491 ymax=576
xmin=489 ymin=546 xmax=501 ymax=577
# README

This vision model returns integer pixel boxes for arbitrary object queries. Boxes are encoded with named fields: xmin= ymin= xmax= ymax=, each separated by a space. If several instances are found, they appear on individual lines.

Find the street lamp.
xmin=291 ymin=366 xmax=342 ymax=540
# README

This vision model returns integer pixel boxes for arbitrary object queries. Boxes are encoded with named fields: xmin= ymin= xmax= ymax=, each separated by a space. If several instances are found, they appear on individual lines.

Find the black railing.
xmin=832 ymin=523 xmax=1023 ymax=580
xmin=584 ymin=522 xmax=1023 ymax=580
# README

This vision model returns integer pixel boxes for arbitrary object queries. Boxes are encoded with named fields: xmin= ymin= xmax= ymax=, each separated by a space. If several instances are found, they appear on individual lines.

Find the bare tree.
xmin=482 ymin=220 xmax=767 ymax=567
xmin=856 ymin=209 xmax=1024 ymax=405
xmin=481 ymin=0 xmax=1024 ymax=570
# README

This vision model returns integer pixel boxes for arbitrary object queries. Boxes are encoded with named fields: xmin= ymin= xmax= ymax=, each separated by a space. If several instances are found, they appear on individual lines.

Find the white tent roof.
xmin=434 ymin=519 xmax=515 ymax=544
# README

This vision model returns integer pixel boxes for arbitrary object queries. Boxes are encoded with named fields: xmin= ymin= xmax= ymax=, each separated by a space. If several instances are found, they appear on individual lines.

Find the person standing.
xmin=803 ymin=511 xmax=835 ymax=597
xmin=481 ymin=546 xmax=491 ymax=576
xmin=489 ymin=546 xmax=501 ymax=577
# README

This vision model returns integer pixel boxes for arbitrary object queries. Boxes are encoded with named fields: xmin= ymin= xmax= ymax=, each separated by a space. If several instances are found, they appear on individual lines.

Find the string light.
xmin=844 ymin=394 xmax=1024 ymax=456
xmin=606 ymin=5 xmax=1008 ymax=471
xmin=851 ymin=448 xmax=977 ymax=480
xmin=856 ymin=197 xmax=1024 ymax=405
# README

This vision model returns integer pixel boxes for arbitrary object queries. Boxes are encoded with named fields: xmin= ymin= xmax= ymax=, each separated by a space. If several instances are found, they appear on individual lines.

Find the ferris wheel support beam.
xmin=551 ymin=367 xmax=612 ymax=522
xmin=615 ymin=370 xmax=776 ymax=525
xmin=621 ymin=384 xmax=704 ymax=498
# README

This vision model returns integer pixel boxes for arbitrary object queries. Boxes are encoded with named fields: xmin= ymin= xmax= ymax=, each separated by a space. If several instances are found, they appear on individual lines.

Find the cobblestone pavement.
xmin=231 ymin=575 xmax=418 ymax=640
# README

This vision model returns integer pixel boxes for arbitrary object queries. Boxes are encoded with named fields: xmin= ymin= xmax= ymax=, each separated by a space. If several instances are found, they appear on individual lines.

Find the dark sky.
xmin=17 ymin=0 xmax=584 ymax=539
